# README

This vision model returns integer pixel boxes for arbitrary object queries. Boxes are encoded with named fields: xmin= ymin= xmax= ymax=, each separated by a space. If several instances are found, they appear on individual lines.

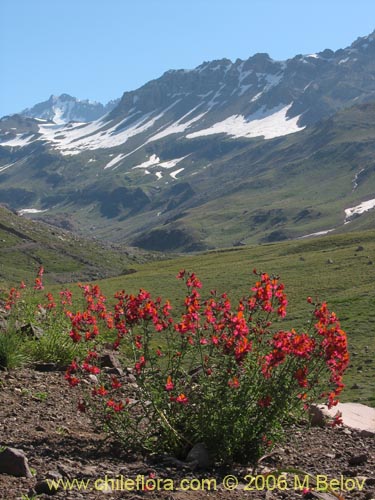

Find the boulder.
xmin=0 ymin=447 xmax=33 ymax=477
xmin=310 ymin=402 xmax=375 ymax=436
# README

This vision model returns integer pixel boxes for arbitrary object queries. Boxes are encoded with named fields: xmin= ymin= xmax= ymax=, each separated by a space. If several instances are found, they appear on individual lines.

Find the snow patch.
xmin=186 ymin=103 xmax=304 ymax=140
xmin=131 ymin=155 xmax=187 ymax=173
xmin=238 ymin=84 xmax=253 ymax=96
xmin=132 ymin=154 xmax=160 ymax=170
xmin=250 ymin=91 xmax=263 ymax=102
xmin=170 ymin=168 xmax=184 ymax=179
xmin=0 ymin=162 xmax=16 ymax=173
xmin=159 ymin=157 xmax=187 ymax=169
xmin=18 ymin=208 xmax=47 ymax=215
xmin=298 ymin=228 xmax=335 ymax=239
xmin=104 ymin=154 xmax=126 ymax=170
xmin=352 ymin=168 xmax=365 ymax=191
xmin=250 ymin=72 xmax=283 ymax=102
xmin=36 ymin=100 xmax=181 ymax=155
xmin=344 ymin=198 xmax=375 ymax=222
xmin=0 ymin=155 xmax=33 ymax=173
xmin=147 ymin=105 xmax=207 ymax=142
xmin=0 ymin=134 xmax=35 ymax=147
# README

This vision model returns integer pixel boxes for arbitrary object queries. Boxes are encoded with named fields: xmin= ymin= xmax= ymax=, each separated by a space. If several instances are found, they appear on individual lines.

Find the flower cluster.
xmin=59 ymin=269 xmax=349 ymax=463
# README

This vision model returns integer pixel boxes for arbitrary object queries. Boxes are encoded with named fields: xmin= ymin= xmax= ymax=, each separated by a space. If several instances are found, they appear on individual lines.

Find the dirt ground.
xmin=0 ymin=368 xmax=374 ymax=500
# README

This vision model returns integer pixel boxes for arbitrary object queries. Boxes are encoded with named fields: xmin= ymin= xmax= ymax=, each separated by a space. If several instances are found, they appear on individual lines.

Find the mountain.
xmin=1 ymin=30 xmax=375 ymax=251
xmin=19 ymin=94 xmax=119 ymax=124
xmin=0 ymin=205 xmax=159 ymax=285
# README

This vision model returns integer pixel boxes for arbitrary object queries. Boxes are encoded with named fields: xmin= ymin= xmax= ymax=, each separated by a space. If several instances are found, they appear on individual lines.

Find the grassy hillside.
xmin=93 ymin=230 xmax=375 ymax=407
xmin=0 ymin=206 xmax=160 ymax=286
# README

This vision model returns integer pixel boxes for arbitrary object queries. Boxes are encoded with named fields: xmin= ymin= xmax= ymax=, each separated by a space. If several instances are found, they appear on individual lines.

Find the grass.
xmin=0 ymin=330 xmax=29 ymax=369
xmin=0 ymin=206 xmax=161 ymax=287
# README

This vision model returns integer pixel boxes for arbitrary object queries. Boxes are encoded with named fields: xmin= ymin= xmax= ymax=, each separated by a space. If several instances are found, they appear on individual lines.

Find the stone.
xmin=34 ymin=363 xmax=60 ymax=372
xmin=309 ymin=405 xmax=326 ymax=427
xmin=321 ymin=402 xmax=375 ymax=436
xmin=348 ymin=454 xmax=368 ymax=466
xmin=19 ymin=323 xmax=44 ymax=340
xmin=186 ymin=442 xmax=210 ymax=469
xmin=35 ymin=479 xmax=59 ymax=495
xmin=0 ymin=447 xmax=33 ymax=477
xmin=99 ymin=352 xmax=124 ymax=376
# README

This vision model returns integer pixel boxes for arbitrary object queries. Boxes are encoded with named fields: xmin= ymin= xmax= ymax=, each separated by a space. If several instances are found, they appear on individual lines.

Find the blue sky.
xmin=1 ymin=0 xmax=375 ymax=117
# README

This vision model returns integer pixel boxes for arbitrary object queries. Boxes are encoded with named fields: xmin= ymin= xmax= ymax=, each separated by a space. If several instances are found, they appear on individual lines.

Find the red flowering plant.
xmin=2 ymin=267 xmax=83 ymax=368
xmin=65 ymin=269 xmax=349 ymax=464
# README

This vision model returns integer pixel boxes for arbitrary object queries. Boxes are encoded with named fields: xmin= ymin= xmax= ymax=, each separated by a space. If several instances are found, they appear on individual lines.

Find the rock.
xmin=349 ymin=453 xmax=368 ymax=466
xmin=323 ymin=402 xmax=375 ymax=435
xmin=0 ymin=447 xmax=33 ymax=477
xmin=19 ymin=323 xmax=44 ymax=340
xmin=99 ymin=352 xmax=124 ymax=376
xmin=186 ymin=442 xmax=210 ymax=469
xmin=35 ymin=478 xmax=59 ymax=495
xmin=0 ymin=318 xmax=8 ymax=331
xmin=309 ymin=405 xmax=326 ymax=427
xmin=327 ymin=259 xmax=334 ymax=264
xmin=80 ymin=465 xmax=98 ymax=476
xmin=34 ymin=363 xmax=60 ymax=372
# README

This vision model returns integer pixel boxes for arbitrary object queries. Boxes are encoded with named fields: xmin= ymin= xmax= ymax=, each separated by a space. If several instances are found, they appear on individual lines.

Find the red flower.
xmin=65 ymin=374 xmax=80 ymax=387
xmin=258 ymin=395 xmax=272 ymax=407
xmin=111 ymin=377 xmax=122 ymax=389
xmin=135 ymin=356 xmax=146 ymax=374
xmin=92 ymin=385 xmax=108 ymax=396
xmin=228 ymin=376 xmax=240 ymax=389
xmin=106 ymin=399 xmax=124 ymax=412
xmin=331 ymin=411 xmax=343 ymax=427
xmin=176 ymin=393 xmax=189 ymax=404
xmin=77 ymin=400 xmax=86 ymax=412
xmin=165 ymin=376 xmax=174 ymax=391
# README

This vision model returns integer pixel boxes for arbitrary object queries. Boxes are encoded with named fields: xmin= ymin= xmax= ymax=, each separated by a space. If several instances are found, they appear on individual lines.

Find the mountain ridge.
xmin=19 ymin=94 xmax=120 ymax=124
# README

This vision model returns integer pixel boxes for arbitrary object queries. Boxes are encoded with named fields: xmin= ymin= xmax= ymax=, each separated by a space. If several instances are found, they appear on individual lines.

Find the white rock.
xmin=315 ymin=402 xmax=375 ymax=435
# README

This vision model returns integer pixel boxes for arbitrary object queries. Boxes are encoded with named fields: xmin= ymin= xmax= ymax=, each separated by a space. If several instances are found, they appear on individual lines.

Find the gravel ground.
xmin=0 ymin=368 xmax=374 ymax=500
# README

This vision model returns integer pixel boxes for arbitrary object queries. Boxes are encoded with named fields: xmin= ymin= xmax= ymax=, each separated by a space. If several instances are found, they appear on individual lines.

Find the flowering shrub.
xmin=61 ymin=269 xmax=349 ymax=464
